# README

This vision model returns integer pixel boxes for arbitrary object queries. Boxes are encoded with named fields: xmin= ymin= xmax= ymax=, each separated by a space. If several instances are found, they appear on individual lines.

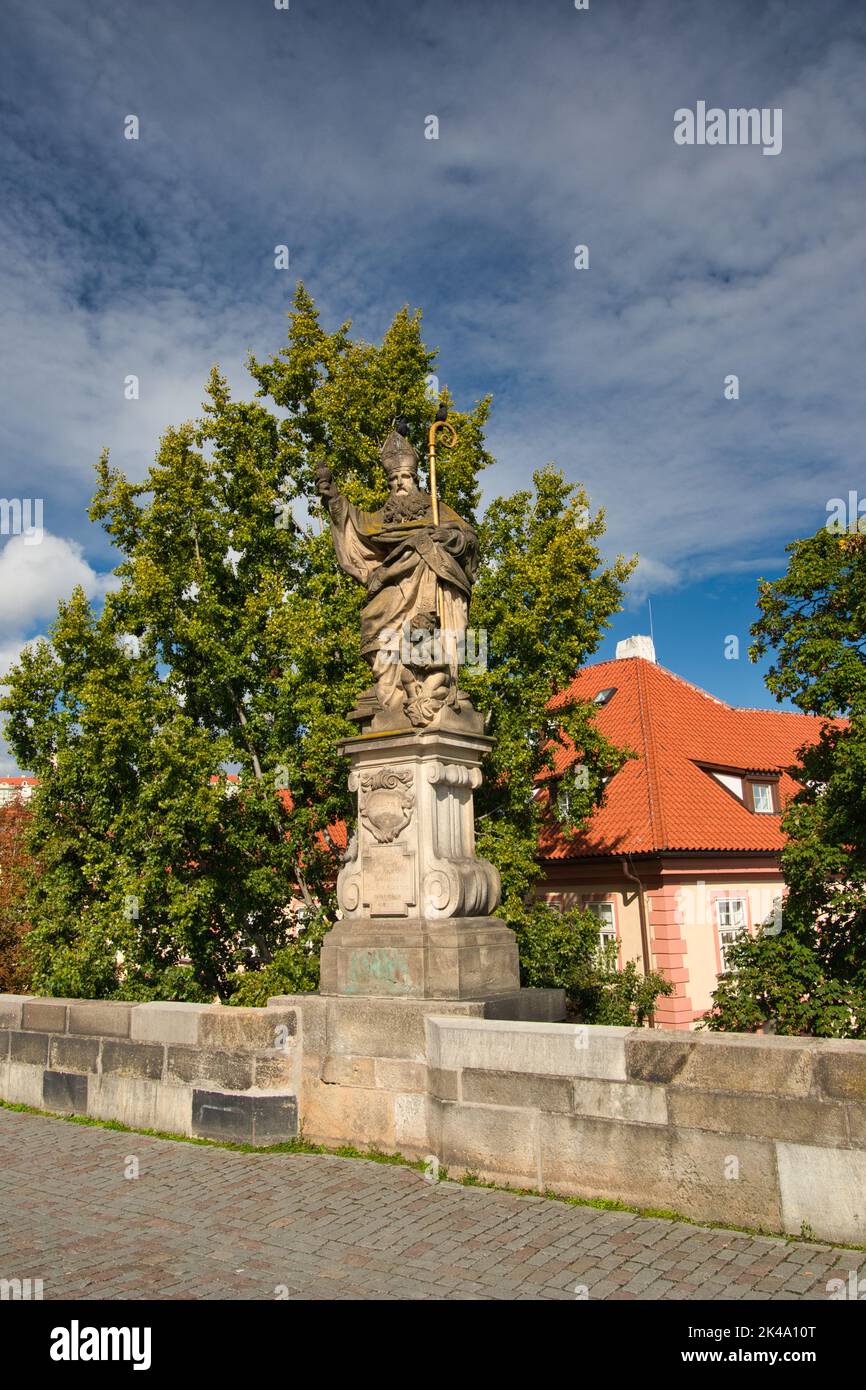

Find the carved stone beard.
xmin=381 ymin=483 xmax=431 ymax=524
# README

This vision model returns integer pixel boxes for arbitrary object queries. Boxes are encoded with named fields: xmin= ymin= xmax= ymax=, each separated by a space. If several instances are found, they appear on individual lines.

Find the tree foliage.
xmin=708 ymin=527 xmax=866 ymax=1035
xmin=1 ymin=283 xmax=635 ymax=1002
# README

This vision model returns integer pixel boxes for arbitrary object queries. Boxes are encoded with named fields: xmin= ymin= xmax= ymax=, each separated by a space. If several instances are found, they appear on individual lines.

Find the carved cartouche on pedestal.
xmin=336 ymin=731 xmax=501 ymax=925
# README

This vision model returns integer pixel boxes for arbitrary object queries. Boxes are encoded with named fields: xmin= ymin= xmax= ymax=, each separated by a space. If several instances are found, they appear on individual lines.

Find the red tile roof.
xmin=540 ymin=657 xmax=835 ymax=859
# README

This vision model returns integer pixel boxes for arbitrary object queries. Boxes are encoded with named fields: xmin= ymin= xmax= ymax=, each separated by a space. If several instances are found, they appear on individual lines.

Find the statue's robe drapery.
xmin=326 ymin=492 xmax=477 ymax=669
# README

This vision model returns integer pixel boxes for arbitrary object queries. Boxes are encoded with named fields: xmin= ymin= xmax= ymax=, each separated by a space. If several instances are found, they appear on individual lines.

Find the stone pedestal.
xmin=321 ymin=725 xmax=520 ymax=999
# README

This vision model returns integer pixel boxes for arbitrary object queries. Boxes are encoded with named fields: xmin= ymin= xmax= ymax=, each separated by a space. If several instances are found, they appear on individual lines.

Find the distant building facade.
xmin=0 ymin=777 xmax=36 ymax=808
xmin=539 ymin=641 xmax=830 ymax=1029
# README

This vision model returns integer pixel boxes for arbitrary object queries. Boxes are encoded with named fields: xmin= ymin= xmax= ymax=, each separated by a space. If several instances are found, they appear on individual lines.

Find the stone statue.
xmin=313 ymin=413 xmax=519 ymax=1000
xmin=315 ymin=426 xmax=479 ymax=729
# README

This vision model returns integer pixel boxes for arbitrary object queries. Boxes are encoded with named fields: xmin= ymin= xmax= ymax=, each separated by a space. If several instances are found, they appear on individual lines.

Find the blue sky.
xmin=1 ymin=0 xmax=865 ymax=768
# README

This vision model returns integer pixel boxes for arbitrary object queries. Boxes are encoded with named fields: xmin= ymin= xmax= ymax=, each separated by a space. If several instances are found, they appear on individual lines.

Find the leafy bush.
xmin=112 ymin=965 xmax=214 ymax=1003
xmin=227 ymin=912 xmax=330 ymax=1006
xmin=571 ymin=953 xmax=673 ymax=1027
xmin=512 ymin=901 xmax=671 ymax=1025
xmin=704 ymin=926 xmax=866 ymax=1037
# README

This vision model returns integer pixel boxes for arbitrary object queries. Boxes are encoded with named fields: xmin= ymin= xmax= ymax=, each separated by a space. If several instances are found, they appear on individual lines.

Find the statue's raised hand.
xmin=315 ymin=463 xmax=335 ymax=500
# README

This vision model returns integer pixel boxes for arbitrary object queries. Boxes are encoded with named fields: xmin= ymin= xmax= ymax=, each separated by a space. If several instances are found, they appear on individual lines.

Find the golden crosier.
xmin=427 ymin=416 xmax=458 ymax=627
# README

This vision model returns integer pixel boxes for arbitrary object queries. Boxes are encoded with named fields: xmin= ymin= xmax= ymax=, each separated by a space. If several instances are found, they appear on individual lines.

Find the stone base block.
xmin=43 ymin=1069 xmax=88 ymax=1114
xmin=191 ymin=1088 xmax=299 ymax=1147
xmin=318 ymin=915 xmax=520 ymax=999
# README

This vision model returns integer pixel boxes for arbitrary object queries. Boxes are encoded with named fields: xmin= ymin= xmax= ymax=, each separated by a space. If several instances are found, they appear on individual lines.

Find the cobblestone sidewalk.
xmin=0 ymin=1109 xmax=862 ymax=1300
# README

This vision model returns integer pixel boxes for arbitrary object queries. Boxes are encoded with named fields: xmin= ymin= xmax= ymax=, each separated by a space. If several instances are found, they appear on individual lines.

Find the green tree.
xmin=2 ymin=283 xmax=635 ymax=1002
xmin=707 ymin=527 xmax=866 ymax=1036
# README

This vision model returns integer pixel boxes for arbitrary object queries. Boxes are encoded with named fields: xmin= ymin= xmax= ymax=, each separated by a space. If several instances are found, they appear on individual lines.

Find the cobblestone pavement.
xmin=0 ymin=1109 xmax=863 ymax=1301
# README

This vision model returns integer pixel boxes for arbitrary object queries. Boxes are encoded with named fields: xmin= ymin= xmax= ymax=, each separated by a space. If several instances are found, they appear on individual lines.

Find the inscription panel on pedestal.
xmin=362 ymin=844 xmax=416 ymax=916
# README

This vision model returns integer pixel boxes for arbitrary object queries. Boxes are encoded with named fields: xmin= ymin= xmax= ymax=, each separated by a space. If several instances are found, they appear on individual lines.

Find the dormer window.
xmin=751 ymin=781 xmax=776 ymax=814
xmin=594 ymin=687 xmax=617 ymax=706
xmin=701 ymin=765 xmax=780 ymax=814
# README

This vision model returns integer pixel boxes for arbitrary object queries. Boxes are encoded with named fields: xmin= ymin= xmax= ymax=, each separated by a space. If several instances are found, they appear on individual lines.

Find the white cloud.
xmin=0 ymin=532 xmax=116 ymax=774
xmin=0 ymin=532 xmax=114 ymax=631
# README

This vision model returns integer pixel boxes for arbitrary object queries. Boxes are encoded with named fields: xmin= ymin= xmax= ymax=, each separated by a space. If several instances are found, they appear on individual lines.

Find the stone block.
xmin=663 ymin=1127 xmax=783 ymax=1231
xmin=49 ymin=1035 xmax=100 ymax=1074
xmin=268 ymin=994 xmax=328 ymax=1052
xmin=572 ymin=1077 xmax=668 ymax=1126
xmin=0 ymin=994 xmax=34 ymax=1029
xmin=431 ymin=1097 xmax=538 ymax=1185
xmin=373 ymin=1057 xmax=428 ymax=1092
xmin=482 ymin=989 xmax=567 ymax=1022
xmin=249 ymin=1092 xmax=299 ymax=1146
xmin=130 ymin=1002 xmax=207 ymax=1046
xmin=0 ymin=1029 xmax=8 ymax=1063
xmin=253 ymin=1049 xmax=298 ymax=1090
xmin=191 ymin=1088 xmax=298 ymax=1146
xmin=540 ymin=1110 xmax=671 ymax=1207
xmin=846 ymin=1103 xmax=866 ymax=1147
xmin=324 ymin=996 xmax=485 ymax=1062
xmin=165 ymin=1046 xmax=253 ymax=1092
xmin=21 ymin=999 xmax=70 ymax=1033
xmin=427 ymin=1066 xmax=459 ymax=1101
xmin=321 ymin=1054 xmax=377 ymax=1088
xmin=671 ymin=1034 xmax=814 ymax=1096
xmin=87 ymin=1073 xmax=192 ymax=1136
xmin=198 ymin=1006 xmax=297 ymax=1051
xmin=9 ymin=1030 xmax=50 ymax=1066
xmin=43 ymin=1069 xmax=88 ymax=1114
xmin=301 ymin=1076 xmax=398 ymax=1150
xmin=5 ymin=1061 xmax=45 ymax=1107
xmin=626 ymin=1033 xmax=696 ymax=1084
xmin=101 ymin=1039 xmax=165 ymax=1081
xmin=668 ymin=1088 xmax=848 ymax=1148
xmin=815 ymin=1045 xmax=866 ymax=1101
xmin=67 ymin=1001 xmax=132 ymax=1038
xmin=394 ymin=1092 xmax=427 ymax=1150
xmin=777 ymin=1141 xmax=866 ymax=1244
xmin=319 ymin=916 xmax=520 ymax=1000
xmin=462 ymin=1067 xmax=573 ymax=1112
xmin=426 ymin=1017 xmax=629 ymax=1081
xmin=539 ymin=1111 xmax=781 ymax=1229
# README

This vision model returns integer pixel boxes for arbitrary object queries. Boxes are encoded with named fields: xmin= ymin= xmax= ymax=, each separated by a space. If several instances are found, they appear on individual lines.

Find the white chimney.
xmin=615 ymin=634 xmax=656 ymax=663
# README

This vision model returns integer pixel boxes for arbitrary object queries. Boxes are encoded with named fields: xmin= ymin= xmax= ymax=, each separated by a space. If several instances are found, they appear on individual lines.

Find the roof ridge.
xmin=586 ymin=656 xmax=837 ymax=722
xmin=634 ymin=657 xmax=668 ymax=850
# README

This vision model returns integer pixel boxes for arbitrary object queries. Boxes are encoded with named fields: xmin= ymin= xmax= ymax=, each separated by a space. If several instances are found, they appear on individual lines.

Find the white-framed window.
xmin=586 ymin=901 xmax=618 ymax=963
xmin=716 ymin=897 xmax=747 ymax=972
xmin=752 ymin=781 xmax=775 ymax=814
